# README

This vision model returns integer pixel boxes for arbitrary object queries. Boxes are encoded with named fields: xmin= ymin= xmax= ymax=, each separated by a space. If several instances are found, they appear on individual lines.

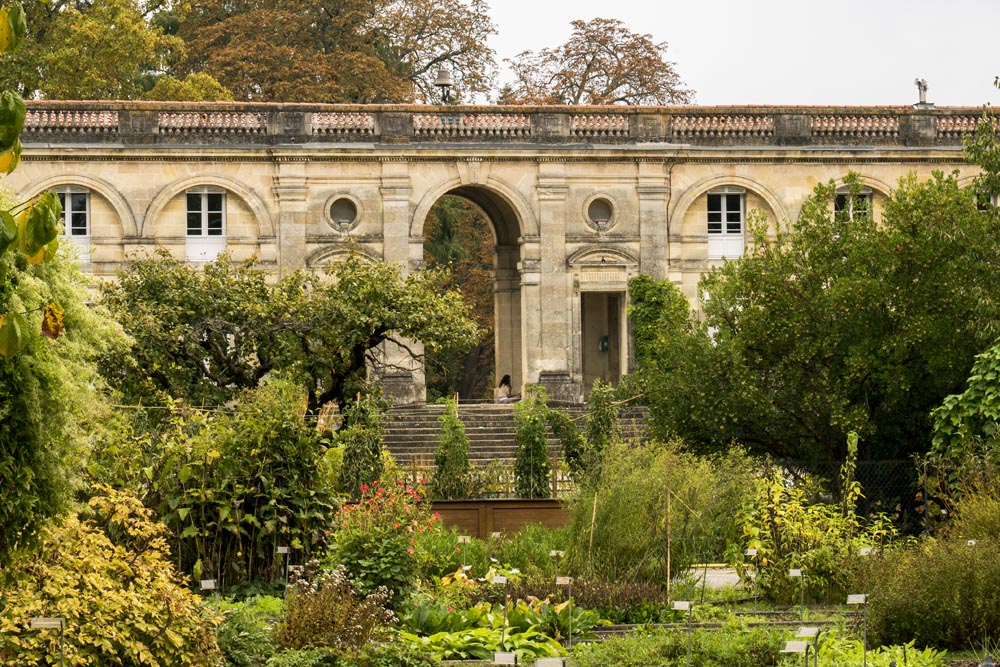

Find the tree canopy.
xmin=0 ymin=5 xmax=124 ymax=560
xmin=504 ymin=17 xmax=693 ymax=105
xmin=100 ymin=251 xmax=481 ymax=415
xmin=632 ymin=173 xmax=1000 ymax=462
xmin=0 ymin=0 xmax=181 ymax=99
xmin=174 ymin=0 xmax=497 ymax=102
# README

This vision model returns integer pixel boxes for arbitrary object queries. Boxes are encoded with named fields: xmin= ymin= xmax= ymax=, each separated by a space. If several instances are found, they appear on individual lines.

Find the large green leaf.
xmin=21 ymin=190 xmax=61 ymax=261
xmin=0 ymin=310 xmax=28 ymax=358
xmin=0 ymin=90 xmax=25 ymax=154
xmin=0 ymin=5 xmax=26 ymax=54
xmin=0 ymin=209 xmax=16 ymax=258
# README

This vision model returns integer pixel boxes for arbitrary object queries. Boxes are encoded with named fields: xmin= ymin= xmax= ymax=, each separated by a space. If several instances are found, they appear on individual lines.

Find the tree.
xmin=372 ymin=0 xmax=497 ymax=102
xmin=0 ymin=0 xmax=181 ymax=99
xmin=634 ymin=173 xmax=1000 ymax=462
xmin=504 ymin=18 xmax=693 ymax=105
xmin=175 ymin=0 xmax=497 ymax=103
xmin=143 ymin=72 xmax=233 ymax=101
xmin=430 ymin=397 xmax=471 ymax=499
xmin=100 ymin=252 xmax=481 ymax=415
xmin=0 ymin=6 xmax=124 ymax=560
xmin=337 ymin=393 xmax=386 ymax=499
xmin=513 ymin=388 xmax=551 ymax=498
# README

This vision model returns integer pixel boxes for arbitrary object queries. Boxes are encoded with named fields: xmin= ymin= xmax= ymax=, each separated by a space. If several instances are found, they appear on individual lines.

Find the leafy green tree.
xmin=634 ymin=173 xmax=1000 ymax=462
xmin=143 ymin=71 xmax=233 ymax=101
xmin=337 ymin=393 xmax=386 ymax=499
xmin=0 ymin=0 xmax=181 ymax=99
xmin=0 ymin=8 xmax=124 ymax=560
xmin=583 ymin=380 xmax=621 ymax=473
xmin=100 ymin=251 xmax=480 ymax=415
xmin=514 ymin=388 xmax=551 ymax=498
xmin=430 ymin=397 xmax=471 ymax=499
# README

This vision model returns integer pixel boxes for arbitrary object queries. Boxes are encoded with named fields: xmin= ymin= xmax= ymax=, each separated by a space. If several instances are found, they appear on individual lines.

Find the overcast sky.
xmin=486 ymin=0 xmax=1000 ymax=107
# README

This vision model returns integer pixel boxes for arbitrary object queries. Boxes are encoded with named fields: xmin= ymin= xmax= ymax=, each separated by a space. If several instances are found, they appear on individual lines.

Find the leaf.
xmin=0 ymin=90 xmax=25 ymax=153
xmin=0 ymin=5 xmax=26 ymax=54
xmin=180 ymin=525 xmax=198 ymax=538
xmin=41 ymin=302 xmax=64 ymax=339
xmin=0 ymin=209 xmax=15 ymax=257
xmin=0 ymin=310 xmax=28 ymax=357
xmin=0 ymin=138 xmax=20 ymax=174
xmin=21 ymin=191 xmax=61 ymax=259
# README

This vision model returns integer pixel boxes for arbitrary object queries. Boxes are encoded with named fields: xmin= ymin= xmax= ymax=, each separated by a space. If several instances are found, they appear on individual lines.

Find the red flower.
xmin=360 ymin=483 xmax=369 ymax=493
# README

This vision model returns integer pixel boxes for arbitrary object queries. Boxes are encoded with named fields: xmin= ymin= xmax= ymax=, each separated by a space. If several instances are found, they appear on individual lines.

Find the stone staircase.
xmin=383 ymin=402 xmax=647 ymax=466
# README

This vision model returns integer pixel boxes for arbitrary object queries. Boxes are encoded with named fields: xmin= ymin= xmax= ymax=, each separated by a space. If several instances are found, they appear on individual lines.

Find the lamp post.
xmin=433 ymin=67 xmax=453 ymax=104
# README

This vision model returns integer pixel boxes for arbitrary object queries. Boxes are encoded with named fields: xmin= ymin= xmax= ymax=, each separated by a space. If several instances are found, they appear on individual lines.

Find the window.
xmin=834 ymin=190 xmax=872 ymax=221
xmin=56 ymin=187 xmax=91 ymax=264
xmin=707 ymin=186 xmax=745 ymax=258
xmin=185 ymin=188 xmax=226 ymax=262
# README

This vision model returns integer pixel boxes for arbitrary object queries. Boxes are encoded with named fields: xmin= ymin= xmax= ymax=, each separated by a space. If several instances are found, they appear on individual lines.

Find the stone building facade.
xmin=10 ymin=102 xmax=984 ymax=402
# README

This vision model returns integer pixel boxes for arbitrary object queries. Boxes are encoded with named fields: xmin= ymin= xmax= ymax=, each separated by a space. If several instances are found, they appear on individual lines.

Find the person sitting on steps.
xmin=497 ymin=374 xmax=520 ymax=403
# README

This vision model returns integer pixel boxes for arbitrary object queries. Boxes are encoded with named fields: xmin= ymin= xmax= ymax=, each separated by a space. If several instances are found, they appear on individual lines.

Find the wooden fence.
xmin=429 ymin=499 xmax=570 ymax=539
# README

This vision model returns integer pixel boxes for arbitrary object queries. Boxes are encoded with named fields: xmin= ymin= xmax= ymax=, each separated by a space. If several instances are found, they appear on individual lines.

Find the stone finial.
xmin=914 ymin=79 xmax=934 ymax=109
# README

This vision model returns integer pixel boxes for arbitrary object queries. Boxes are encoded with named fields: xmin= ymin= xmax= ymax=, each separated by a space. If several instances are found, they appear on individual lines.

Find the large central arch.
xmin=411 ymin=180 xmax=530 ymax=396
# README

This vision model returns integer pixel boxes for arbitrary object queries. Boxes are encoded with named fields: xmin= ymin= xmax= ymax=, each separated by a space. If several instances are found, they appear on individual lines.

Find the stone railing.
xmin=412 ymin=112 xmax=531 ymax=137
xmin=24 ymin=108 xmax=119 ymax=135
xmin=158 ymin=110 xmax=267 ymax=135
xmin=19 ymin=102 xmax=990 ymax=147
xmin=673 ymin=114 xmax=774 ymax=139
xmin=311 ymin=111 xmax=376 ymax=136
xmin=811 ymin=114 xmax=899 ymax=139
xmin=572 ymin=114 xmax=630 ymax=137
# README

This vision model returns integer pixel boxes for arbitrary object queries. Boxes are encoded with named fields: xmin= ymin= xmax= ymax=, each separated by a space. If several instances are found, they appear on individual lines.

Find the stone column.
xmin=271 ymin=157 xmax=309 ymax=274
xmin=638 ymin=160 xmax=671 ymax=280
xmin=531 ymin=162 xmax=579 ymax=402
xmin=379 ymin=159 xmax=423 ymax=404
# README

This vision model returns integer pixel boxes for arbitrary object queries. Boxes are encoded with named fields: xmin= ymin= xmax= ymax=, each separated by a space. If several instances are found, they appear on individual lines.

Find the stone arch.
xmin=410 ymin=175 xmax=538 ymax=243
xmin=411 ymin=177 xmax=533 ymax=400
xmin=20 ymin=173 xmax=138 ymax=237
xmin=142 ymin=174 xmax=275 ymax=238
xmin=670 ymin=175 xmax=789 ymax=225
xmin=831 ymin=173 xmax=893 ymax=198
xmin=305 ymin=245 xmax=383 ymax=269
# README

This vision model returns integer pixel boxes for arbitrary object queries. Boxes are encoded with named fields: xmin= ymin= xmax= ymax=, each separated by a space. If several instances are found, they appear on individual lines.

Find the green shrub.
xmin=572 ymin=626 xmax=786 ymax=667
xmin=337 ymin=393 xmax=386 ymax=499
xmin=583 ymin=379 xmax=621 ymax=477
xmin=327 ymin=479 xmax=439 ymax=603
xmin=732 ymin=439 xmax=898 ymax=604
xmin=97 ymin=379 xmax=338 ymax=590
xmin=399 ymin=626 xmax=562 ymax=662
xmin=857 ymin=537 xmax=1000 ymax=649
xmin=568 ymin=439 xmax=756 ymax=584
xmin=0 ymin=487 xmax=220 ymax=666
xmin=212 ymin=596 xmax=283 ymax=667
xmin=514 ymin=388 xmax=552 ymax=498
xmin=356 ymin=641 xmax=441 ymax=667
xmin=491 ymin=523 xmax=570 ymax=578
xmin=430 ymin=398 xmax=470 ymax=499
xmin=815 ymin=631 xmax=947 ymax=667
xmin=951 ymin=484 xmax=1000 ymax=540
xmin=273 ymin=564 xmax=393 ymax=654
xmin=265 ymin=648 xmax=338 ymax=667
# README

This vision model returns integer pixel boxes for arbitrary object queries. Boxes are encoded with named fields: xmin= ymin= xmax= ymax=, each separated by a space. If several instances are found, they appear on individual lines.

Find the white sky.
xmin=486 ymin=0 xmax=1000 ymax=107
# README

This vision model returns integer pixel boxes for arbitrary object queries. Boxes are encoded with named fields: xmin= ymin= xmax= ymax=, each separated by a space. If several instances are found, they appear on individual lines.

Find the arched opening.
xmin=421 ymin=186 xmax=523 ymax=401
